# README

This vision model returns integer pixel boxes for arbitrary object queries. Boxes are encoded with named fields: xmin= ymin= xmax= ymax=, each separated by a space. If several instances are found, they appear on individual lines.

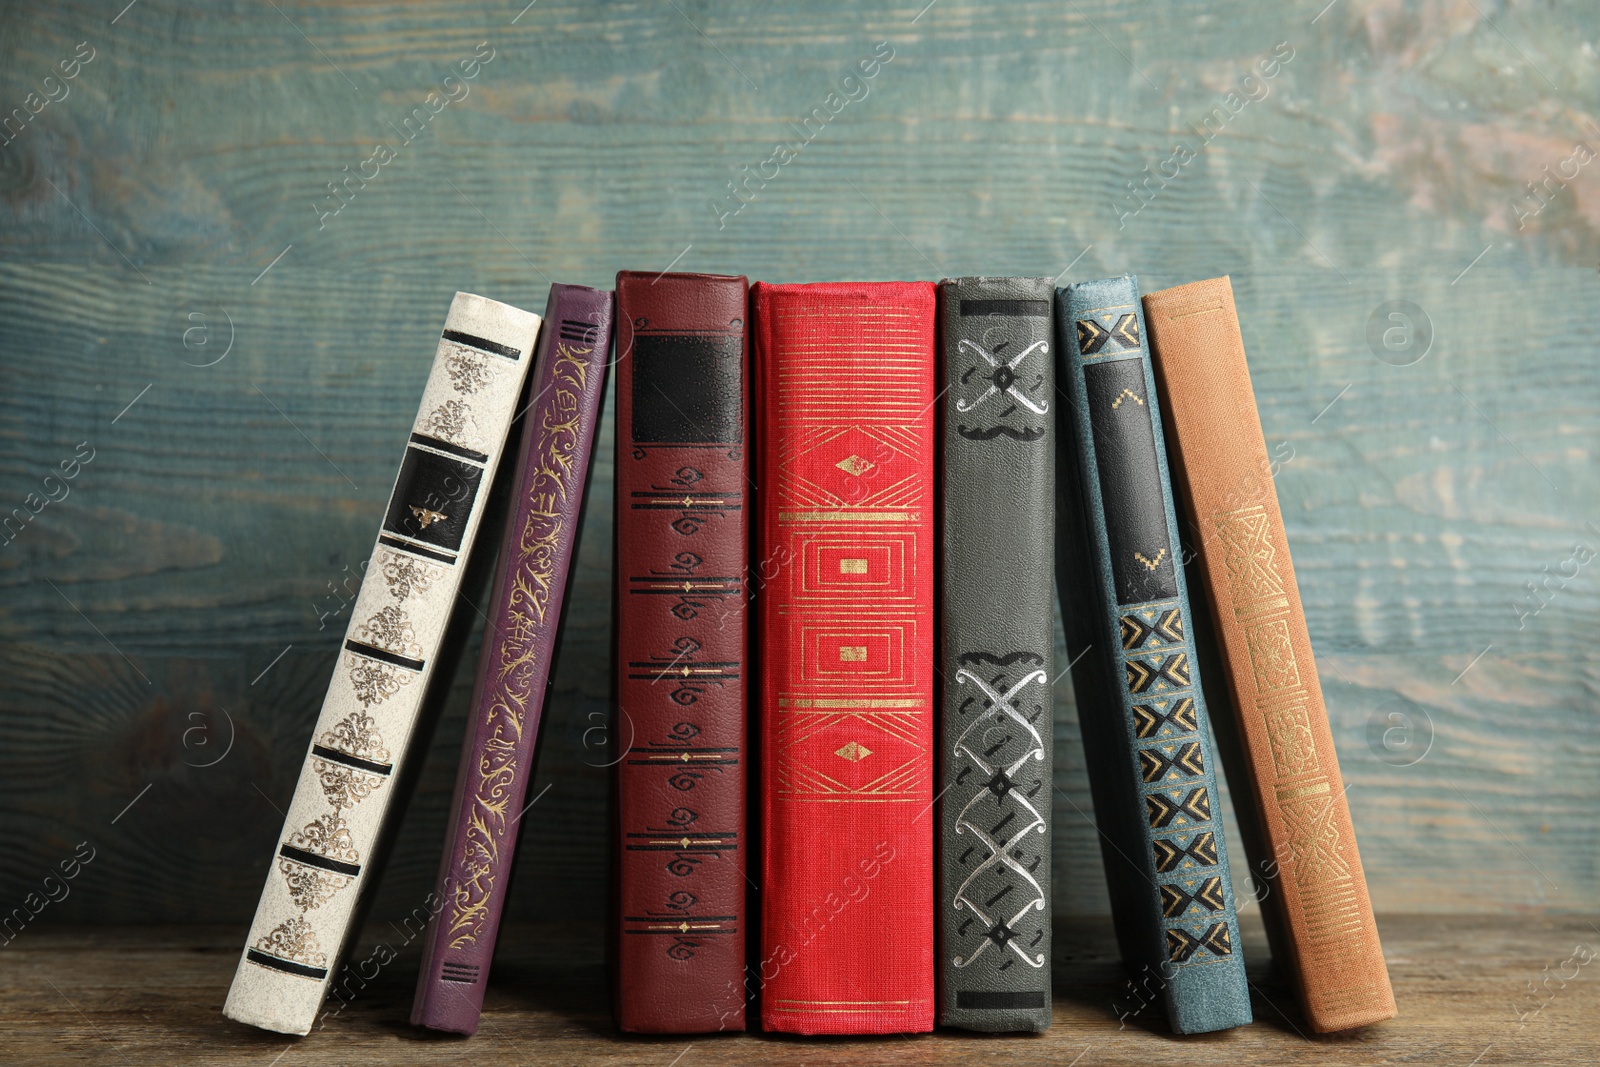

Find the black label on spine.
xmin=381 ymin=447 xmax=483 ymax=553
xmin=1084 ymin=358 xmax=1177 ymax=604
xmin=955 ymin=990 xmax=1047 ymax=1010
xmin=630 ymin=335 xmax=743 ymax=444
xmin=959 ymin=298 xmax=1051 ymax=318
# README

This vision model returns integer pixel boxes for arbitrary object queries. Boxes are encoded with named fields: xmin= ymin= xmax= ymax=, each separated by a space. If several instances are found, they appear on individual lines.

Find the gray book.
xmin=937 ymin=276 xmax=1056 ymax=1031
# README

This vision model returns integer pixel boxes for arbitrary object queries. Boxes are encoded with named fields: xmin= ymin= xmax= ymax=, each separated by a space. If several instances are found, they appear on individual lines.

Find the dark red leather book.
xmin=752 ymin=281 xmax=937 ymax=1035
xmin=410 ymin=284 xmax=613 ymax=1034
xmin=613 ymin=271 xmax=750 ymax=1033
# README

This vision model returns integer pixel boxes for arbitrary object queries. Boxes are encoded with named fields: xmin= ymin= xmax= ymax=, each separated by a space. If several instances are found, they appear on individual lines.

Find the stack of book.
xmin=222 ymin=273 xmax=1396 ymax=1040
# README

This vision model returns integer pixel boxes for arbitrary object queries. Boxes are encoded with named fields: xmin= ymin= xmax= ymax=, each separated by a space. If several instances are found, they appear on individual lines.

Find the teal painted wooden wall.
xmin=1 ymin=1 xmax=1596 ymax=929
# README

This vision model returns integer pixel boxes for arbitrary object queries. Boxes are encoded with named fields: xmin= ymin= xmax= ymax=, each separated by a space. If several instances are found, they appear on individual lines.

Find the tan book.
xmin=1144 ymin=276 xmax=1396 ymax=1032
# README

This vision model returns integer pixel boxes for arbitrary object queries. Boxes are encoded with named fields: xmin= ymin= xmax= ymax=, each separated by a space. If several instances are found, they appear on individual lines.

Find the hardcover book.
xmin=411 ymin=284 xmax=614 ymax=1034
xmin=936 ymin=277 xmax=1056 ymax=1031
xmin=1143 ymin=275 xmax=1395 ymax=1032
xmin=753 ymin=280 xmax=937 ymax=1035
xmin=1054 ymin=274 xmax=1251 ymax=1034
xmin=224 ymin=292 xmax=540 ymax=1036
xmin=613 ymin=271 xmax=750 ymax=1033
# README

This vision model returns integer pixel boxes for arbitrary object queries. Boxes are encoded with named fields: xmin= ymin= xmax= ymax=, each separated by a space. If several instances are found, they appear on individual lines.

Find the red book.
xmin=752 ymin=281 xmax=937 ymax=1035
xmin=613 ymin=272 xmax=750 ymax=1033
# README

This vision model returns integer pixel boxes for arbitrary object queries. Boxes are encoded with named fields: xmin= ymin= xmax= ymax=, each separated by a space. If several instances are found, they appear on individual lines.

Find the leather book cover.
xmin=1054 ymin=275 xmax=1251 ymax=1034
xmin=613 ymin=271 xmax=749 ymax=1033
xmin=936 ymin=277 xmax=1055 ymax=1031
xmin=411 ymin=284 xmax=614 ymax=1034
xmin=224 ymin=293 xmax=539 ymax=1036
xmin=1144 ymin=276 xmax=1396 ymax=1032
xmin=753 ymin=280 xmax=937 ymax=1035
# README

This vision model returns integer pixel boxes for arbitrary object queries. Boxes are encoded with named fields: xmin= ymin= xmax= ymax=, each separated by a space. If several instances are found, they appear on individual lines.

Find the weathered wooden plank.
xmin=1 ymin=916 xmax=1596 ymax=1064
xmin=2 ymin=0 xmax=1598 ymax=927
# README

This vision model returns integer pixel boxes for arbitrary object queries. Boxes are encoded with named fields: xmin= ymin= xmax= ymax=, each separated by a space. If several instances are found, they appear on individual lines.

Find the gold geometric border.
xmin=800 ymin=624 xmax=901 ymax=682
xmin=772 ymin=708 xmax=926 ymax=801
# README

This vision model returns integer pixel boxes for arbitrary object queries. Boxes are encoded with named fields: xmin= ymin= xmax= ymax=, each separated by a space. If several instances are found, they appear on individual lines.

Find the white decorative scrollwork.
xmin=951 ymin=666 xmax=1049 ymax=969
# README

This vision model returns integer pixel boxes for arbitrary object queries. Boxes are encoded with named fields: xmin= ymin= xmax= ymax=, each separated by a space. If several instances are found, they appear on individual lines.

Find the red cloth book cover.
xmin=752 ymin=281 xmax=937 ymax=1035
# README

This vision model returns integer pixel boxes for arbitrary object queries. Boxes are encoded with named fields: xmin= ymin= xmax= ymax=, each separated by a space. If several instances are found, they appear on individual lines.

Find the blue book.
xmin=1054 ymin=274 xmax=1251 ymax=1034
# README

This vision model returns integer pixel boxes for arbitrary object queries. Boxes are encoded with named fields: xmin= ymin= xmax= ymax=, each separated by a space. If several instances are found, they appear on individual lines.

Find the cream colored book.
xmin=224 ymin=292 xmax=539 ymax=1035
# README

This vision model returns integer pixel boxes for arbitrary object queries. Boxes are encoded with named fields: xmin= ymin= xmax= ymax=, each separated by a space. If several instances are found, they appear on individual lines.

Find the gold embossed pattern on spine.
xmin=444 ymin=340 xmax=593 ymax=948
xmin=1143 ymin=275 xmax=1395 ymax=1032
xmin=226 ymin=293 xmax=537 ymax=1037
xmin=255 ymin=644 xmax=405 ymax=974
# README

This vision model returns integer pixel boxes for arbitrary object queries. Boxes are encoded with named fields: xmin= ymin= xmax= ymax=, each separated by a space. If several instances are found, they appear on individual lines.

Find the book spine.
xmin=613 ymin=272 xmax=749 ymax=1033
xmin=1144 ymin=276 xmax=1395 ymax=1032
xmin=411 ymin=284 xmax=614 ymax=1034
xmin=936 ymin=277 xmax=1056 ymax=1031
xmin=223 ymin=292 xmax=540 ymax=1036
xmin=755 ymin=281 xmax=937 ymax=1035
xmin=1054 ymin=275 xmax=1251 ymax=1035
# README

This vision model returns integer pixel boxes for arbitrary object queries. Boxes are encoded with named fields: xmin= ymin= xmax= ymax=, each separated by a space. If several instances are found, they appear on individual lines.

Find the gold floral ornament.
xmin=313 ymin=761 xmax=385 ymax=811
xmin=410 ymin=505 xmax=448 ymax=529
xmin=424 ymin=398 xmax=480 ymax=451
xmin=317 ymin=709 xmax=391 ymax=766
xmin=277 ymin=812 xmax=361 ymax=909
xmin=355 ymin=605 xmax=423 ymax=660
xmin=278 ymin=858 xmax=354 ymax=912
xmin=345 ymin=655 xmax=411 ymax=707
xmin=378 ymin=548 xmax=445 ymax=600
xmin=442 ymin=335 xmax=595 ymax=950
xmin=445 ymin=807 xmax=500 ymax=948
xmin=290 ymin=812 xmax=360 ymax=866
xmin=253 ymin=916 xmax=328 ymax=969
xmin=311 ymin=710 xmax=393 ymax=810
xmin=444 ymin=347 xmax=496 ymax=394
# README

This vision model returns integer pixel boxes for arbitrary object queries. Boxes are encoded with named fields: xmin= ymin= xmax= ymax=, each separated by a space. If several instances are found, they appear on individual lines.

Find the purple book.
xmin=411 ymin=283 xmax=613 ymax=1034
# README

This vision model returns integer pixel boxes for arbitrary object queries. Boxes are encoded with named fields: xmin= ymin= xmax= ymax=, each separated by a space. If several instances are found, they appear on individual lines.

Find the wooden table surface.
xmin=6 ymin=914 xmax=1598 ymax=1065
xmin=1 ymin=0 xmax=1597 ymax=977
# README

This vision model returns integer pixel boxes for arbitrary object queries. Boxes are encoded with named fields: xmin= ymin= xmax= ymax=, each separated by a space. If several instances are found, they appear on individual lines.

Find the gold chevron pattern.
xmin=1145 ymin=787 xmax=1211 ymax=829
xmin=1139 ymin=741 xmax=1205 ymax=783
xmin=1132 ymin=696 xmax=1197 ymax=738
xmin=1125 ymin=651 xmax=1190 ymax=693
xmin=1160 ymin=876 xmax=1226 ymax=918
xmin=1166 ymin=921 xmax=1232 ymax=962
xmin=1153 ymin=831 xmax=1219 ymax=873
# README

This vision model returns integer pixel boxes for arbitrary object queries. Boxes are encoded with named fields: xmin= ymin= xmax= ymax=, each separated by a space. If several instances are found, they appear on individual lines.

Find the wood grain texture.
xmin=1 ymin=0 xmax=1597 ymax=934
xmin=3 ymin=916 xmax=1598 ymax=1063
